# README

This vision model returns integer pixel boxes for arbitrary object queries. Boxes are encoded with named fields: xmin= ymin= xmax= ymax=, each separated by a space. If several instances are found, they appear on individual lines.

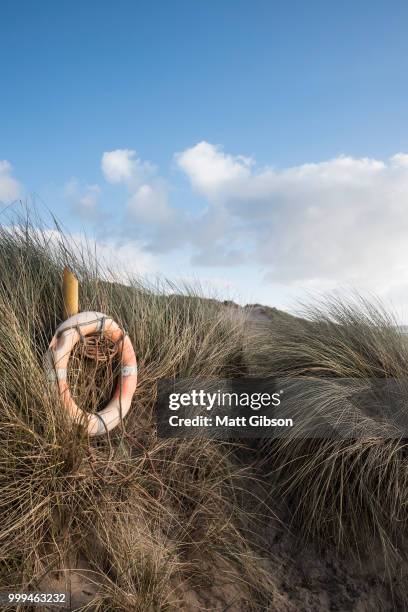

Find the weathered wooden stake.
xmin=63 ymin=267 xmax=79 ymax=318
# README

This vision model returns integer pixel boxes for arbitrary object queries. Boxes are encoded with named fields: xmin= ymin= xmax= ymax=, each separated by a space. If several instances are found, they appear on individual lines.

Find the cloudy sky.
xmin=2 ymin=1 xmax=408 ymax=314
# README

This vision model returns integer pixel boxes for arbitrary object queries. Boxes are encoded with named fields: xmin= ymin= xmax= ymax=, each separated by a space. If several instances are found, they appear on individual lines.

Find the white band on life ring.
xmin=45 ymin=311 xmax=137 ymax=436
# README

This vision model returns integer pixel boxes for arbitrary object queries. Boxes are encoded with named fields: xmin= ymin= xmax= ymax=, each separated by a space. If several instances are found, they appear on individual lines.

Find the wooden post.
xmin=63 ymin=267 xmax=79 ymax=318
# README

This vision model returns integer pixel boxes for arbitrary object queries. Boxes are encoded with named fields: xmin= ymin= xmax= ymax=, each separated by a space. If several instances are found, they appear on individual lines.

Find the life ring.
xmin=45 ymin=311 xmax=137 ymax=436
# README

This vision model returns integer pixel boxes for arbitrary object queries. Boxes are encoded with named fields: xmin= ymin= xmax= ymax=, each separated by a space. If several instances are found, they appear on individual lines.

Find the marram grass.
xmin=0 ymin=220 xmax=278 ymax=611
xmin=247 ymin=293 xmax=408 ymax=570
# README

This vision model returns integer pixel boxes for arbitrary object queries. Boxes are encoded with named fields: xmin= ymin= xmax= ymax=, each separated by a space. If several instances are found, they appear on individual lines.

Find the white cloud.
xmin=391 ymin=153 xmax=408 ymax=168
xmin=77 ymin=185 xmax=101 ymax=216
xmin=127 ymin=183 xmax=171 ymax=223
xmin=0 ymin=160 xmax=21 ymax=202
xmin=27 ymin=227 xmax=156 ymax=282
xmin=88 ymin=236 xmax=156 ymax=280
xmin=175 ymin=141 xmax=253 ymax=199
xmin=174 ymin=142 xmax=408 ymax=302
xmin=64 ymin=178 xmax=101 ymax=218
xmin=61 ymin=143 xmax=408 ymax=308
xmin=101 ymin=149 xmax=171 ymax=225
xmin=101 ymin=149 xmax=155 ymax=186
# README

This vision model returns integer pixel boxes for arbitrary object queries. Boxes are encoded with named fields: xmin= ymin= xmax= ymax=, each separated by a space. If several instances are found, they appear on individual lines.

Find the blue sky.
xmin=2 ymin=1 xmax=408 ymax=312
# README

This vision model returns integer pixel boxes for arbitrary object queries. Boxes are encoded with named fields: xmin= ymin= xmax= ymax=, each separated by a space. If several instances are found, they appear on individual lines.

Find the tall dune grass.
xmin=0 ymin=219 xmax=278 ymax=610
xmin=248 ymin=294 xmax=408 ymax=570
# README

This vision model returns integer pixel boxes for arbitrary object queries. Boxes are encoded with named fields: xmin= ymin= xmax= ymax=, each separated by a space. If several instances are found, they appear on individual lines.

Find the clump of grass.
xmin=0 ymin=217 xmax=278 ymax=610
xmin=248 ymin=293 xmax=408 ymax=565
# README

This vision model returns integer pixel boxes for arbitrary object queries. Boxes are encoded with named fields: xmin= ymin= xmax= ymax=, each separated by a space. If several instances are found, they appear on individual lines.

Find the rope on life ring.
xmin=45 ymin=311 xmax=137 ymax=436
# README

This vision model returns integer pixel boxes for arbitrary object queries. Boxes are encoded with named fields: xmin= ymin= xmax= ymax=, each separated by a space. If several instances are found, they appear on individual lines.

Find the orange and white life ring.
xmin=45 ymin=311 xmax=137 ymax=436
